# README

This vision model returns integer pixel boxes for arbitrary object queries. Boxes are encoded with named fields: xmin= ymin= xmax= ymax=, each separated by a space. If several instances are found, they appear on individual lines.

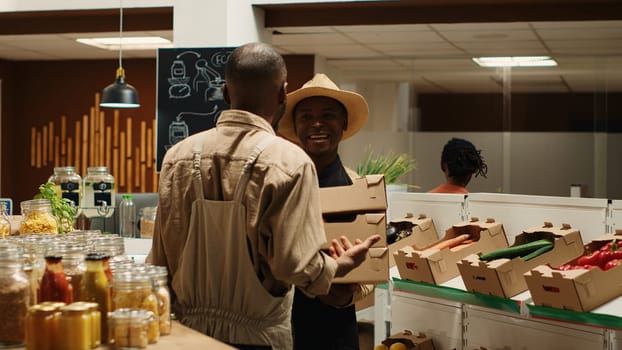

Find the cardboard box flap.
xmin=369 ymin=247 xmax=388 ymax=258
xmin=389 ymin=213 xmax=433 ymax=232
xmin=365 ymin=213 xmax=386 ymax=225
xmin=319 ymin=175 xmax=387 ymax=214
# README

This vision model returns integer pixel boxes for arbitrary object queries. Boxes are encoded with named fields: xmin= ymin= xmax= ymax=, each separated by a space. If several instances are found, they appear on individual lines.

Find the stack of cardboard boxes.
xmin=319 ymin=175 xmax=389 ymax=284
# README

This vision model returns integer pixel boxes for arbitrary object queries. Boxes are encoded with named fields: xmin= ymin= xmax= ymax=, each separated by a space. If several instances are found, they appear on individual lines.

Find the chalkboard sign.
xmin=156 ymin=47 xmax=235 ymax=171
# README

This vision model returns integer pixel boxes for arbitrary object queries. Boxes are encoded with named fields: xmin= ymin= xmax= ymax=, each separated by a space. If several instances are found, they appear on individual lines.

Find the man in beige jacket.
xmin=148 ymin=42 xmax=379 ymax=350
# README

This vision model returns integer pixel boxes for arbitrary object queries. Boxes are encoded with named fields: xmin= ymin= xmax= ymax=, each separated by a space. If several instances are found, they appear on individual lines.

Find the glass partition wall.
xmin=297 ymin=20 xmax=622 ymax=199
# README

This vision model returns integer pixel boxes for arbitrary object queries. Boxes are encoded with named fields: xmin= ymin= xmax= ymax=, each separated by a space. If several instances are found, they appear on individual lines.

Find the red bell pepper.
xmin=605 ymin=259 xmax=621 ymax=270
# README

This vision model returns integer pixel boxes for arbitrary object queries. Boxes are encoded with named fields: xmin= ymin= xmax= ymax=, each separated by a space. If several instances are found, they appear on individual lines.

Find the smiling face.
xmin=293 ymin=96 xmax=348 ymax=162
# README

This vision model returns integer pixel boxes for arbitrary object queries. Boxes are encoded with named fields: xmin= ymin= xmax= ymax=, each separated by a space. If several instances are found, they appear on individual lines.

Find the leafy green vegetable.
xmin=34 ymin=182 xmax=77 ymax=234
xmin=356 ymin=147 xmax=416 ymax=184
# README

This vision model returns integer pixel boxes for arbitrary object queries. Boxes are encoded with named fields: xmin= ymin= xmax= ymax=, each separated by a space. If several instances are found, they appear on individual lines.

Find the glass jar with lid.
xmin=25 ymin=303 xmax=60 ymax=350
xmin=0 ymin=202 xmax=11 ymax=238
xmin=48 ymin=166 xmax=82 ymax=208
xmin=91 ymin=234 xmax=132 ymax=264
xmin=39 ymin=255 xmax=73 ymax=304
xmin=72 ymin=301 xmax=101 ymax=349
xmin=57 ymin=303 xmax=92 ymax=350
xmin=138 ymin=206 xmax=157 ymax=238
xmin=0 ymin=242 xmax=31 ymax=345
xmin=146 ymin=265 xmax=171 ymax=335
xmin=108 ymin=308 xmax=152 ymax=349
xmin=82 ymin=166 xmax=115 ymax=218
xmin=20 ymin=199 xmax=58 ymax=235
xmin=80 ymin=253 xmax=112 ymax=344
xmin=113 ymin=271 xmax=160 ymax=344
xmin=47 ymin=241 xmax=87 ymax=302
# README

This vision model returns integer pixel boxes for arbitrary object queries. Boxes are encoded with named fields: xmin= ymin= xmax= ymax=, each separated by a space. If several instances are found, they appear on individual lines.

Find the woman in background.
xmin=428 ymin=138 xmax=488 ymax=194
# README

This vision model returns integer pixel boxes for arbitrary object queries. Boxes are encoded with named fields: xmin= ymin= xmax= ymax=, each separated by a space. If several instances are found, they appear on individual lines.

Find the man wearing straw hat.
xmin=149 ymin=44 xmax=380 ymax=350
xmin=279 ymin=73 xmax=372 ymax=350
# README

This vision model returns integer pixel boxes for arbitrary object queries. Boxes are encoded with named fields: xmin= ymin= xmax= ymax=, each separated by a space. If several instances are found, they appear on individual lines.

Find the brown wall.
xmin=2 ymin=59 xmax=157 ymax=206
xmin=0 ymin=54 xmax=316 ymax=207
xmin=418 ymin=92 xmax=622 ymax=132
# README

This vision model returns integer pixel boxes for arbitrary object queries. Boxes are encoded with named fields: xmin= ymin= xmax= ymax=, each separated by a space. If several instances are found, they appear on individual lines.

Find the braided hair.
xmin=441 ymin=138 xmax=487 ymax=182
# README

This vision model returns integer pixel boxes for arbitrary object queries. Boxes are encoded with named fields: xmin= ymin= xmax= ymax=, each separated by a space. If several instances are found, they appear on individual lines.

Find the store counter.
xmin=15 ymin=321 xmax=237 ymax=350
xmin=138 ymin=321 xmax=237 ymax=350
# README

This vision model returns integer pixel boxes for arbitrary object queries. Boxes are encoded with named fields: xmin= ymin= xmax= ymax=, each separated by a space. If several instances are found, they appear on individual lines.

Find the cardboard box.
xmin=322 ymin=213 xmax=388 ymax=283
xmin=394 ymin=217 xmax=508 ymax=285
xmin=457 ymin=222 xmax=585 ymax=298
xmin=387 ymin=213 xmax=439 ymax=267
xmin=524 ymin=233 xmax=622 ymax=312
xmin=319 ymin=175 xmax=387 ymax=214
xmin=380 ymin=330 xmax=435 ymax=350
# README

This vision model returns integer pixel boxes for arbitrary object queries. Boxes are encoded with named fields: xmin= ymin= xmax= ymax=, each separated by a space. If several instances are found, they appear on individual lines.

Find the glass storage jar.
xmin=82 ymin=166 xmax=115 ymax=218
xmin=79 ymin=253 xmax=112 ymax=344
xmin=39 ymin=255 xmax=73 ymax=304
xmin=57 ymin=303 xmax=92 ymax=350
xmin=72 ymin=301 xmax=101 ymax=349
xmin=147 ymin=265 xmax=171 ymax=335
xmin=108 ymin=309 xmax=151 ymax=349
xmin=0 ymin=242 xmax=31 ymax=345
xmin=48 ymin=166 xmax=82 ymax=208
xmin=138 ymin=206 xmax=157 ymax=238
xmin=25 ymin=303 xmax=60 ymax=350
xmin=47 ymin=241 xmax=87 ymax=302
xmin=0 ymin=202 xmax=11 ymax=239
xmin=20 ymin=199 xmax=58 ymax=235
xmin=112 ymin=271 xmax=160 ymax=344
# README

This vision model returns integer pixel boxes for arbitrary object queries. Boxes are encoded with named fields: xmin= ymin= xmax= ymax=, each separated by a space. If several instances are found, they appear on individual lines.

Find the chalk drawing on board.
xmin=164 ymin=108 xmax=220 ymax=150
xmin=157 ymin=47 xmax=234 ymax=171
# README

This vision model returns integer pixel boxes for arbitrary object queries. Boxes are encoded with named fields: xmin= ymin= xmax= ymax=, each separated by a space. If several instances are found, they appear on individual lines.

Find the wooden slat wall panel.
xmin=28 ymin=93 xmax=159 ymax=193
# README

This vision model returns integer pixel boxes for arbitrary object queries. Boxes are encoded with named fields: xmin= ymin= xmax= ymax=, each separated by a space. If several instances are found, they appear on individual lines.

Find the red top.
xmin=428 ymin=183 xmax=468 ymax=194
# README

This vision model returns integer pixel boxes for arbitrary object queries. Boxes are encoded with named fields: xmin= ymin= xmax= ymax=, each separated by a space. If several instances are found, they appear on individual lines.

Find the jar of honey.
xmin=57 ymin=303 xmax=92 ymax=350
xmin=72 ymin=301 xmax=101 ymax=349
xmin=25 ymin=303 xmax=60 ymax=350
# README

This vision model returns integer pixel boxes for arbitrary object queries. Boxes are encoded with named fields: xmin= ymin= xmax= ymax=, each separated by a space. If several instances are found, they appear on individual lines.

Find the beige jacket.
xmin=148 ymin=109 xmax=337 ymax=299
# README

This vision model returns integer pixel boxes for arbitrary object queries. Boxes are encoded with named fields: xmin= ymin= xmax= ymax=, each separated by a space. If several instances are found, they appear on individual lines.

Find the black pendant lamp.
xmin=100 ymin=1 xmax=140 ymax=108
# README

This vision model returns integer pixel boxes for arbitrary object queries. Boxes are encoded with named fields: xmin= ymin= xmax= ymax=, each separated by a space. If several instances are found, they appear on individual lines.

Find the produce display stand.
xmin=378 ymin=191 xmax=619 ymax=349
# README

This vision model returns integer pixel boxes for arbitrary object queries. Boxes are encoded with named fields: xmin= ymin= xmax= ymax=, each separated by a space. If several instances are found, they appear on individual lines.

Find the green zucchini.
xmin=479 ymin=239 xmax=553 ymax=261
xmin=521 ymin=244 xmax=554 ymax=261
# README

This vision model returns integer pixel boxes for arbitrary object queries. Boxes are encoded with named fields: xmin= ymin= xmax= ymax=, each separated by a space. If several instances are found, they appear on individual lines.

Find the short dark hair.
xmin=225 ymin=42 xmax=286 ymax=87
xmin=441 ymin=138 xmax=487 ymax=181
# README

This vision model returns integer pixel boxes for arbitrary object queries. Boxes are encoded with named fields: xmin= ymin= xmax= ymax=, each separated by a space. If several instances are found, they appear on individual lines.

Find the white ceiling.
xmin=1 ymin=20 xmax=621 ymax=93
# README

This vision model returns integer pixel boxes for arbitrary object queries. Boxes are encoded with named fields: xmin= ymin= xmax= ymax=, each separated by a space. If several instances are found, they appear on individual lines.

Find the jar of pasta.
xmin=0 ymin=242 xmax=31 ymax=345
xmin=113 ymin=272 xmax=160 ymax=344
xmin=20 ymin=199 xmax=58 ymax=235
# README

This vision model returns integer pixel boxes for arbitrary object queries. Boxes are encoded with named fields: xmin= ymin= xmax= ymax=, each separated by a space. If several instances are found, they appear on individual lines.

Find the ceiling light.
xmin=473 ymin=56 xmax=558 ymax=68
xmin=77 ymin=36 xmax=172 ymax=51
xmin=99 ymin=0 xmax=140 ymax=109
